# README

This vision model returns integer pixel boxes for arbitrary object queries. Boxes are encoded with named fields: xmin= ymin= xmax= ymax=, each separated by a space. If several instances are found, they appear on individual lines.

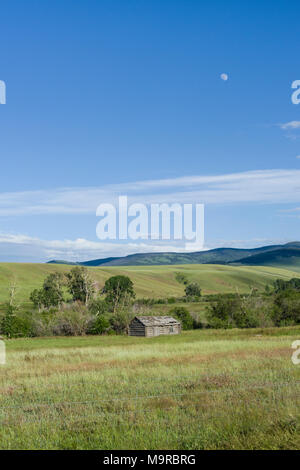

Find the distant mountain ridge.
xmin=47 ymin=241 xmax=300 ymax=269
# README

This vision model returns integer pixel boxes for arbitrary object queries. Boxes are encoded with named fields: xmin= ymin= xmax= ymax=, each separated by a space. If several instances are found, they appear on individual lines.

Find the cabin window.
xmin=169 ymin=326 xmax=174 ymax=333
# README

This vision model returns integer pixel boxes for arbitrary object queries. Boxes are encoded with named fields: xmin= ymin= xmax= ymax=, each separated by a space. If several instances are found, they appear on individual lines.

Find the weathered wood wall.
xmin=129 ymin=318 xmax=181 ymax=337
xmin=145 ymin=324 xmax=181 ymax=337
xmin=128 ymin=318 xmax=146 ymax=336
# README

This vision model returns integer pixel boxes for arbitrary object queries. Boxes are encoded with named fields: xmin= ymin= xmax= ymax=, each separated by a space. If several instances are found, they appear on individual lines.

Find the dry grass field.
xmin=0 ymin=327 xmax=299 ymax=449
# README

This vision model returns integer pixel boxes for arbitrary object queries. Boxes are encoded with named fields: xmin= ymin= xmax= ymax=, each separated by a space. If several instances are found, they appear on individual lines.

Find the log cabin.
xmin=129 ymin=316 xmax=181 ymax=337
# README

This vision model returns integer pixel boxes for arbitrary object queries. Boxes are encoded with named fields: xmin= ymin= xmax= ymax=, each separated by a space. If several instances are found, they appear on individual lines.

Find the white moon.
xmin=220 ymin=73 xmax=228 ymax=81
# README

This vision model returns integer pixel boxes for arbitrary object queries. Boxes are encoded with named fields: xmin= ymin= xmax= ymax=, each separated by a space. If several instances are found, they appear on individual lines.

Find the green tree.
xmin=66 ymin=267 xmax=95 ymax=305
xmin=88 ymin=298 xmax=107 ymax=316
xmin=170 ymin=306 xmax=193 ymax=330
xmin=175 ymin=272 xmax=188 ymax=285
xmin=206 ymin=294 xmax=241 ymax=329
xmin=206 ymin=293 xmax=271 ymax=329
xmin=1 ymin=304 xmax=18 ymax=338
xmin=88 ymin=315 xmax=111 ymax=335
xmin=185 ymin=282 xmax=201 ymax=298
xmin=29 ymin=289 xmax=45 ymax=312
xmin=43 ymin=272 xmax=64 ymax=306
xmin=109 ymin=308 xmax=134 ymax=334
xmin=273 ymin=278 xmax=300 ymax=294
xmin=103 ymin=275 xmax=135 ymax=311
xmin=1 ymin=280 xmax=20 ymax=338
xmin=272 ymin=290 xmax=300 ymax=326
xmin=30 ymin=272 xmax=64 ymax=311
xmin=264 ymin=284 xmax=271 ymax=295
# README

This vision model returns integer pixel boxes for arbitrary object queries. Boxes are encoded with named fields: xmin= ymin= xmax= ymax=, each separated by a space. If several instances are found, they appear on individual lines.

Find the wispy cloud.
xmin=0 ymin=233 xmax=205 ymax=262
xmin=1 ymin=169 xmax=300 ymax=216
xmin=280 ymin=207 xmax=300 ymax=213
xmin=280 ymin=121 xmax=300 ymax=130
xmin=0 ymin=232 xmax=285 ymax=263
xmin=277 ymin=207 xmax=300 ymax=219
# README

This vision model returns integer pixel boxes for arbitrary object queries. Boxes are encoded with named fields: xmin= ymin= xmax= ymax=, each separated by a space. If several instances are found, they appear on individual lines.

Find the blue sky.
xmin=0 ymin=0 xmax=300 ymax=261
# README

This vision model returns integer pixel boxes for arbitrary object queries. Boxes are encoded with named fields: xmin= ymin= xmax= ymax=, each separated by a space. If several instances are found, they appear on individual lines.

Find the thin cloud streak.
xmin=280 ymin=121 xmax=300 ymax=130
xmin=0 ymin=169 xmax=300 ymax=216
xmin=0 ymin=232 xmax=286 ymax=263
xmin=0 ymin=233 xmax=204 ymax=262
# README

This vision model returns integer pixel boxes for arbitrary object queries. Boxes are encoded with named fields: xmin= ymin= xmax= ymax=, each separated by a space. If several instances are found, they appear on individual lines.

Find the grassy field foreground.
xmin=0 ymin=327 xmax=299 ymax=449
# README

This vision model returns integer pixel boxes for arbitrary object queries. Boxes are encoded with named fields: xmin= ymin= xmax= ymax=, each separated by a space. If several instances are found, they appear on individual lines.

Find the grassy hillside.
xmin=0 ymin=262 xmax=299 ymax=305
xmin=48 ymin=242 xmax=300 ymax=269
xmin=49 ymin=244 xmax=284 ymax=266
xmin=81 ymin=247 xmax=277 ymax=266
xmin=1 ymin=327 xmax=299 ymax=449
xmin=233 ymin=248 xmax=300 ymax=272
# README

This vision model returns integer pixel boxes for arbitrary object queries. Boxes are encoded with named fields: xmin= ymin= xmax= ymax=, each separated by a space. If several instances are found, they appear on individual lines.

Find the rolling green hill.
xmin=232 ymin=247 xmax=300 ymax=272
xmin=48 ymin=242 xmax=300 ymax=267
xmin=0 ymin=262 xmax=299 ymax=305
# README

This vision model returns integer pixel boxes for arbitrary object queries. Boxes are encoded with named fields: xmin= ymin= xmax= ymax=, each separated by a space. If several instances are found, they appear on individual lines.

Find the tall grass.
xmin=0 ymin=327 xmax=299 ymax=449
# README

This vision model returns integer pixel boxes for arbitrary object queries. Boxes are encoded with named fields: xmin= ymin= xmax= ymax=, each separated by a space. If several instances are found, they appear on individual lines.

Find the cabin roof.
xmin=134 ymin=316 xmax=181 ymax=326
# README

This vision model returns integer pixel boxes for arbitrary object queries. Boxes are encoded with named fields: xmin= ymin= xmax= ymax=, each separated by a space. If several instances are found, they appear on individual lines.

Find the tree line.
xmin=0 ymin=268 xmax=299 ymax=338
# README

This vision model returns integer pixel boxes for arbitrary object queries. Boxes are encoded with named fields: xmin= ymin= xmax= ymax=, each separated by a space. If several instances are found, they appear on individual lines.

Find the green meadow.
xmin=0 ymin=327 xmax=299 ymax=449
xmin=0 ymin=262 xmax=298 ymax=305
xmin=0 ymin=263 xmax=299 ymax=450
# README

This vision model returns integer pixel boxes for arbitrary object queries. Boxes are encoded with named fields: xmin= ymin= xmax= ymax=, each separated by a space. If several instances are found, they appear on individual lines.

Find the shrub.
xmin=88 ymin=298 xmax=107 ymax=316
xmin=272 ymin=290 xmax=300 ymax=326
xmin=49 ymin=305 xmax=91 ymax=336
xmin=109 ymin=306 xmax=135 ymax=334
xmin=154 ymin=298 xmax=168 ymax=304
xmin=134 ymin=298 xmax=155 ymax=307
xmin=206 ymin=294 xmax=274 ymax=329
xmin=273 ymin=278 xmax=300 ymax=294
xmin=184 ymin=282 xmax=201 ymax=299
xmin=87 ymin=315 xmax=111 ymax=335
xmin=206 ymin=295 xmax=238 ymax=329
xmin=1 ymin=307 xmax=31 ymax=338
xmin=170 ymin=306 xmax=193 ymax=330
xmin=175 ymin=272 xmax=188 ymax=285
xmin=0 ymin=306 xmax=39 ymax=338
